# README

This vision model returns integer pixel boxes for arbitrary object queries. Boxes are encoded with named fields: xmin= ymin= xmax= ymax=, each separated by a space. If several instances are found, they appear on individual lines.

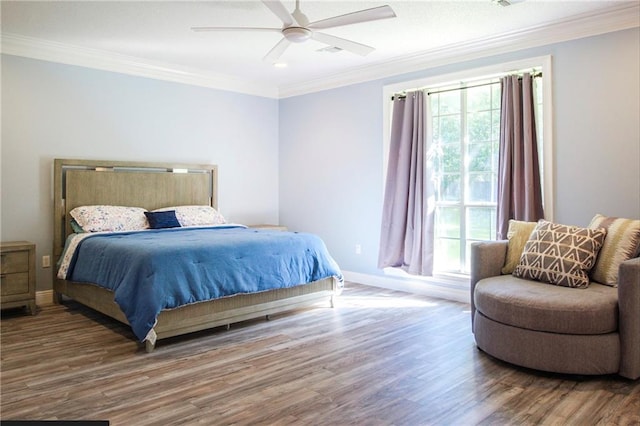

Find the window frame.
xmin=381 ymin=56 xmax=554 ymax=283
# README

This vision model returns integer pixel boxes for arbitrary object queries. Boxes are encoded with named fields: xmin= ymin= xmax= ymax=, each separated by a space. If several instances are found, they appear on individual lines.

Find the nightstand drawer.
xmin=1 ymin=241 xmax=36 ymax=315
xmin=1 ymin=251 xmax=29 ymax=273
xmin=1 ymin=272 xmax=29 ymax=296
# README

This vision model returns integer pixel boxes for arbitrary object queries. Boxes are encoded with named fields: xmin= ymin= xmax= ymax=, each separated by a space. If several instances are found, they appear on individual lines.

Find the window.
xmin=382 ymin=57 xmax=551 ymax=281
xmin=430 ymin=80 xmax=503 ymax=273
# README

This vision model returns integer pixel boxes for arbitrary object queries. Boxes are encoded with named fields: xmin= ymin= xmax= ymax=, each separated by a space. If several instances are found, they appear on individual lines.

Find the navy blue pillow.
xmin=144 ymin=210 xmax=181 ymax=229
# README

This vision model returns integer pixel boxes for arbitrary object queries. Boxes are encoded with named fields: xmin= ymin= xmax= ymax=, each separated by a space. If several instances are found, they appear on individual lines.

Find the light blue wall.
xmin=1 ymin=55 xmax=280 ymax=290
xmin=2 ymin=28 xmax=638 ymax=291
xmin=279 ymin=28 xmax=640 ymax=276
xmin=279 ymin=81 xmax=384 ymax=272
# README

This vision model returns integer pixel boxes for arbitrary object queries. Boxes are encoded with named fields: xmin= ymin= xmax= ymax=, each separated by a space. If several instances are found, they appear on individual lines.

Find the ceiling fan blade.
xmin=311 ymin=32 xmax=375 ymax=56
xmin=261 ymin=0 xmax=297 ymax=26
xmin=191 ymin=27 xmax=281 ymax=33
xmin=308 ymin=5 xmax=396 ymax=30
xmin=263 ymin=38 xmax=291 ymax=63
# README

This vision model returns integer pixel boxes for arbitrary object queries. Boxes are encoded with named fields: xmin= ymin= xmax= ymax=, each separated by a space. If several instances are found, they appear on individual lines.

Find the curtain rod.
xmin=392 ymin=72 xmax=542 ymax=101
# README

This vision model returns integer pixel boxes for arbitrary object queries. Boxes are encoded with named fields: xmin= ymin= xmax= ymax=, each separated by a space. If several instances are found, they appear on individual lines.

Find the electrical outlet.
xmin=42 ymin=255 xmax=51 ymax=268
xmin=355 ymin=244 xmax=362 ymax=255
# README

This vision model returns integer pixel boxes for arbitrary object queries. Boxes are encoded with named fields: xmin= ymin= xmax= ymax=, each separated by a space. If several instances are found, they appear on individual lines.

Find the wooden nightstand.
xmin=249 ymin=225 xmax=288 ymax=231
xmin=1 ymin=241 xmax=36 ymax=315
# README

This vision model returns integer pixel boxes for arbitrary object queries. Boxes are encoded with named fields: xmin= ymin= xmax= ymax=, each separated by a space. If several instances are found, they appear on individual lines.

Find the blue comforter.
xmin=65 ymin=226 xmax=342 ymax=341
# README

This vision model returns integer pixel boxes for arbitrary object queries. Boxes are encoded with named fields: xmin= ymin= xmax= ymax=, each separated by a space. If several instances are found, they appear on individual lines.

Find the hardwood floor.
xmin=1 ymin=283 xmax=638 ymax=425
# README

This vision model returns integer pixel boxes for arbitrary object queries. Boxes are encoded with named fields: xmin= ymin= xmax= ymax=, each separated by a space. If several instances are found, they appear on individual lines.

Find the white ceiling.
xmin=1 ymin=0 xmax=639 ymax=97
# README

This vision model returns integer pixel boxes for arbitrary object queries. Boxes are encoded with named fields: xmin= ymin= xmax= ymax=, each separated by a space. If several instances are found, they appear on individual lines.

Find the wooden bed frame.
xmin=52 ymin=158 xmax=337 ymax=352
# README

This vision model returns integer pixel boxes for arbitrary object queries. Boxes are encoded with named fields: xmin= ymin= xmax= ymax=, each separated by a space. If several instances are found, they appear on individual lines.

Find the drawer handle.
xmin=0 ymin=274 xmax=5 ymax=279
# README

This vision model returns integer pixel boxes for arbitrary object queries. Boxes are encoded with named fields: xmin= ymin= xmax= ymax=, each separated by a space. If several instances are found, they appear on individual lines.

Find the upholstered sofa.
xmin=470 ymin=217 xmax=640 ymax=380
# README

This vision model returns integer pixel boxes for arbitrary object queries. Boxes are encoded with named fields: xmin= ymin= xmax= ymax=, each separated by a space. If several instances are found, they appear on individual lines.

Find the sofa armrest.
xmin=470 ymin=240 xmax=508 ymax=329
xmin=618 ymin=256 xmax=640 ymax=380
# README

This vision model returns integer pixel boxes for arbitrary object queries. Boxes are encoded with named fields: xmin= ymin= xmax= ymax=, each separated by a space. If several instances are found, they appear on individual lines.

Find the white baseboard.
xmin=342 ymin=270 xmax=470 ymax=304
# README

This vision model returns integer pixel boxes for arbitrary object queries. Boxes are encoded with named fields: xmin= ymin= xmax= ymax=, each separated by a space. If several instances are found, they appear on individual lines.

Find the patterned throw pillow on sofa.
xmin=513 ymin=220 xmax=607 ymax=288
xmin=588 ymin=214 xmax=640 ymax=286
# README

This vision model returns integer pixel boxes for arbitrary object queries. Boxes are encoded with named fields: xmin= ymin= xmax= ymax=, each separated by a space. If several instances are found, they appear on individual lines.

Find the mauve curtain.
xmin=497 ymin=73 xmax=545 ymax=240
xmin=378 ymin=90 xmax=434 ymax=276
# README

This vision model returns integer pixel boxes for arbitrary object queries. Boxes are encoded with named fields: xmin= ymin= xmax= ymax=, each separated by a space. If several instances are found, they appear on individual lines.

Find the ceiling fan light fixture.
xmin=282 ymin=27 xmax=312 ymax=43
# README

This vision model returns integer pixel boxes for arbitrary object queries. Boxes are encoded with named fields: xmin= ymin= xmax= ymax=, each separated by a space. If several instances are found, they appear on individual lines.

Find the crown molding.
xmin=0 ymin=33 xmax=280 ymax=99
xmin=1 ymin=2 xmax=637 ymax=99
xmin=278 ymin=2 xmax=640 ymax=98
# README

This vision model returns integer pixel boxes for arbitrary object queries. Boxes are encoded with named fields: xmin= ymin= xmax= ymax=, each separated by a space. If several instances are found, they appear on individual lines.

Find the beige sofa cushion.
xmin=501 ymin=220 xmax=537 ymax=275
xmin=589 ymin=214 xmax=640 ymax=286
xmin=474 ymin=275 xmax=618 ymax=335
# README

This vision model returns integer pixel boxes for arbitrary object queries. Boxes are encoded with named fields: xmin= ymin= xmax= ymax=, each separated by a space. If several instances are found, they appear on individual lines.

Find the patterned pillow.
xmin=513 ymin=220 xmax=607 ymax=288
xmin=501 ymin=220 xmax=538 ymax=274
xmin=588 ymin=214 xmax=640 ymax=286
xmin=152 ymin=205 xmax=226 ymax=227
xmin=70 ymin=205 xmax=148 ymax=232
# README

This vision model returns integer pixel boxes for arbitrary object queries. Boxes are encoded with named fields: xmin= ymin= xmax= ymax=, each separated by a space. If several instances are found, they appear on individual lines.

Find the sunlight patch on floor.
xmin=337 ymin=294 xmax=439 ymax=309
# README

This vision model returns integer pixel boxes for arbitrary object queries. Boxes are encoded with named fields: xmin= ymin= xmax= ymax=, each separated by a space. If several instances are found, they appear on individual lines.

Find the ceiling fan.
xmin=191 ymin=0 xmax=396 ymax=63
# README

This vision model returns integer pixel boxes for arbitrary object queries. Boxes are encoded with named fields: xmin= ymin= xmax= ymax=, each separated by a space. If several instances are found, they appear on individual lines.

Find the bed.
xmin=52 ymin=158 xmax=342 ymax=352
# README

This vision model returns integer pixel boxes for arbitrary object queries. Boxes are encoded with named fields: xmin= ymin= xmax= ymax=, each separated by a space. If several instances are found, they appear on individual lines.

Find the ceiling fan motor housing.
xmin=283 ymin=27 xmax=312 ymax=43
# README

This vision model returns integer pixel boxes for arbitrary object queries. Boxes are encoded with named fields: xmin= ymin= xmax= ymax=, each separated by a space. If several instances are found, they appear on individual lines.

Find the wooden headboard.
xmin=53 ymin=159 xmax=218 ymax=260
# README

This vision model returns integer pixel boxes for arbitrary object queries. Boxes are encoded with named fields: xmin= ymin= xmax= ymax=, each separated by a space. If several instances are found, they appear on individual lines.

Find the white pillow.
xmin=70 ymin=205 xmax=148 ymax=232
xmin=152 ymin=205 xmax=226 ymax=227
